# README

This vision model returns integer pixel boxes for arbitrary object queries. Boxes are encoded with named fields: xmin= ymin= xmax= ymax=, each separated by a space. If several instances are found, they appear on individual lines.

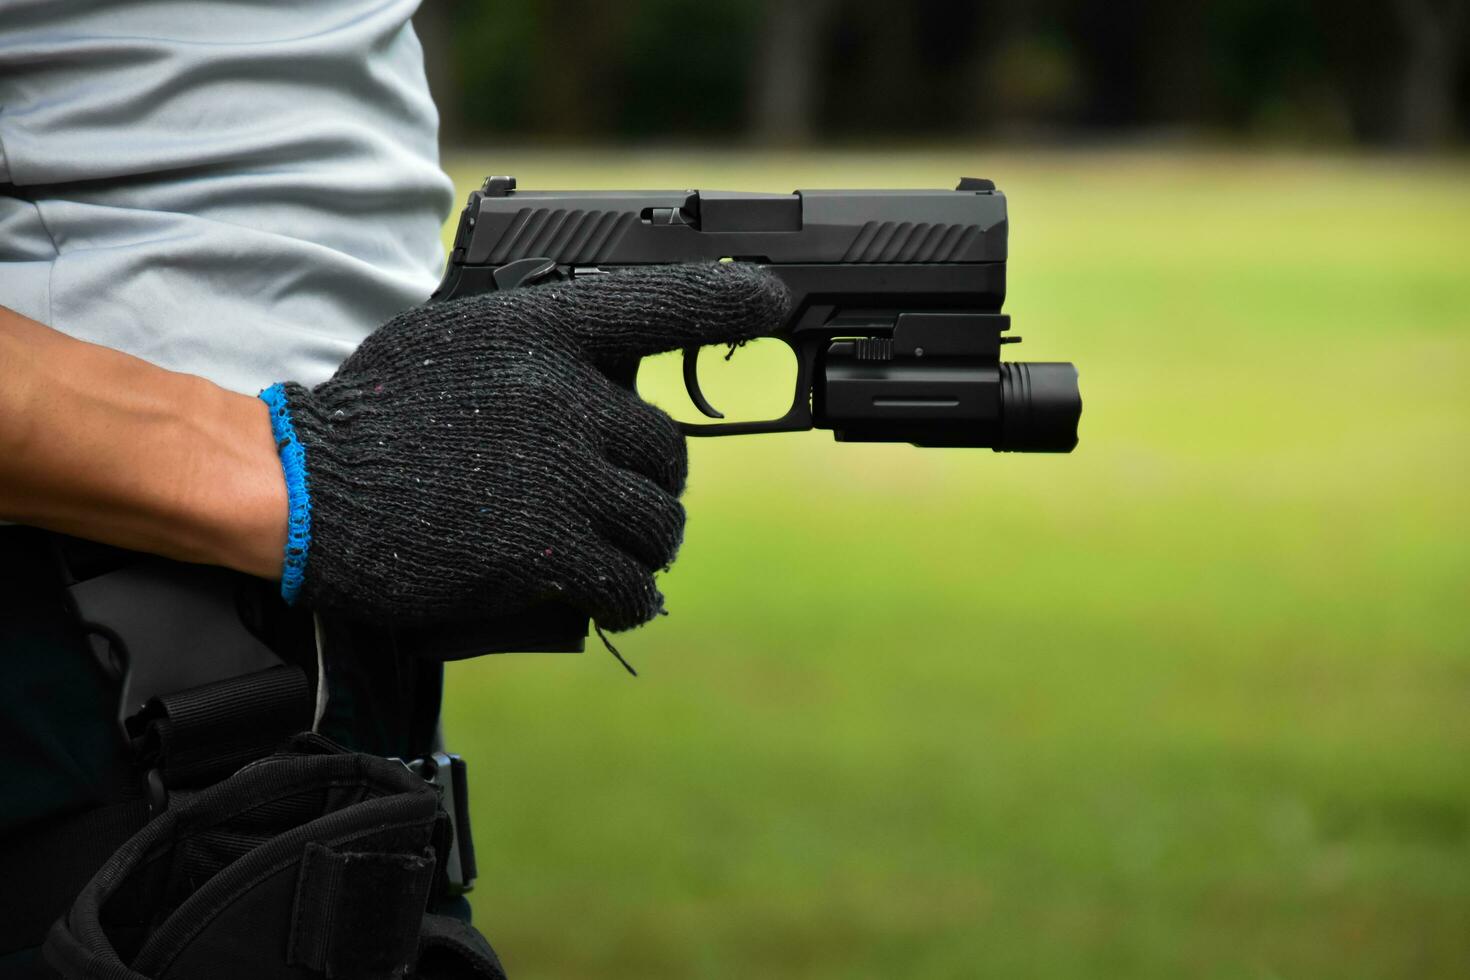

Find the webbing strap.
xmin=287 ymin=841 xmax=436 ymax=979
xmin=130 ymin=664 xmax=313 ymax=791
xmin=415 ymin=914 xmax=510 ymax=980
xmin=0 ymin=800 xmax=150 ymax=955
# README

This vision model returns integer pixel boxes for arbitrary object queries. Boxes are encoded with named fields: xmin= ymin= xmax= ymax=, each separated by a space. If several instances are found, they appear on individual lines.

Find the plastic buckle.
xmin=400 ymin=752 xmax=477 ymax=895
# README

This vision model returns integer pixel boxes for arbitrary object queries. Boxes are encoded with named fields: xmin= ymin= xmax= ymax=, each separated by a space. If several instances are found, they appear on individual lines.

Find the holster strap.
xmin=416 ymin=914 xmax=510 ymax=980
xmin=288 ymin=841 xmax=436 ymax=979
xmin=129 ymin=664 xmax=313 ymax=792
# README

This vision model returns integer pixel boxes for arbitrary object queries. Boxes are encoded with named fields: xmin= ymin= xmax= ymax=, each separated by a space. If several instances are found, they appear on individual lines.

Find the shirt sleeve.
xmin=0 ymin=0 xmax=455 ymax=393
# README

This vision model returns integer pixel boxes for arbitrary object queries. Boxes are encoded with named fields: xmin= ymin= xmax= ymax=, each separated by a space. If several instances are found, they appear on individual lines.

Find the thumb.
xmin=547 ymin=262 xmax=792 ymax=360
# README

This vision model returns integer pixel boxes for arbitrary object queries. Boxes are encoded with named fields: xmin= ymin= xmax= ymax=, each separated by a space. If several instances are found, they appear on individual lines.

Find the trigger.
xmin=682 ymin=346 xmax=725 ymax=419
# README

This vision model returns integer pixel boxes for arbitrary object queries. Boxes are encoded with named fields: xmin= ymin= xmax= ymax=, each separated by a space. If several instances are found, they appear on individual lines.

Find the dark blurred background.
xmin=417 ymin=0 xmax=1470 ymax=149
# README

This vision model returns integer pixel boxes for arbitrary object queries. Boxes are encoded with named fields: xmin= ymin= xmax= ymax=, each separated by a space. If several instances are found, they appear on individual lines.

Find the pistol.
xmin=394 ymin=175 xmax=1082 ymax=658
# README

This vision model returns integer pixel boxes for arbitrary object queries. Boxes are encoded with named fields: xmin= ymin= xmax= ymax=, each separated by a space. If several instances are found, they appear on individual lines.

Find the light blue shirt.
xmin=0 ymin=0 xmax=455 ymax=393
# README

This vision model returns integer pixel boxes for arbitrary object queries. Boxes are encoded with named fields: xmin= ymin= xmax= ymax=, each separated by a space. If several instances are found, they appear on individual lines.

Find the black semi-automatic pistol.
xmin=395 ymin=175 xmax=1082 ymax=658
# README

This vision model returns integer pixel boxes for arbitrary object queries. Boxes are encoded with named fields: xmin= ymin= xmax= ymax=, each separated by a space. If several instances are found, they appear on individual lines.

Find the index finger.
xmin=544 ymin=262 xmax=792 ymax=361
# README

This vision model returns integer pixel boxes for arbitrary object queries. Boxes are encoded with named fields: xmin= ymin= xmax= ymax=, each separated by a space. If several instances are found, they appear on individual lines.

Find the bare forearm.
xmin=0 ymin=305 xmax=286 ymax=579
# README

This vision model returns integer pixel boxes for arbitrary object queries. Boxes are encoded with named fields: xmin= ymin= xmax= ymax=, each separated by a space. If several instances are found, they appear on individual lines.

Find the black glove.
xmin=259 ymin=263 xmax=790 ymax=631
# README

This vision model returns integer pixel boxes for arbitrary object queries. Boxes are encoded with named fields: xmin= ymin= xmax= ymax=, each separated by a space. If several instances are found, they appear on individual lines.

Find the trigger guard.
xmin=682 ymin=346 xmax=725 ymax=419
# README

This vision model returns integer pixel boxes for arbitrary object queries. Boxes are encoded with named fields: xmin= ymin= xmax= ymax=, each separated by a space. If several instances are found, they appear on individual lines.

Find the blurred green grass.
xmin=437 ymin=150 xmax=1470 ymax=980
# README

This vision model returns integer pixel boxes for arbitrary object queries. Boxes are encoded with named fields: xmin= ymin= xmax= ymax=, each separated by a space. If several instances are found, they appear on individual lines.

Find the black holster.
xmin=42 ymin=735 xmax=505 ymax=980
xmin=0 ymin=531 xmax=488 ymax=976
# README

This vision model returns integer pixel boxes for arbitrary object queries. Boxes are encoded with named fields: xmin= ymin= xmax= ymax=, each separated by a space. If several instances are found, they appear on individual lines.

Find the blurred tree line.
xmin=415 ymin=0 xmax=1469 ymax=148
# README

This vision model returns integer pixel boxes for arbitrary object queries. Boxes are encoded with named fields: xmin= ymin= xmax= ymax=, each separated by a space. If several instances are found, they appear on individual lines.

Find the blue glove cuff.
xmin=259 ymin=383 xmax=312 ymax=605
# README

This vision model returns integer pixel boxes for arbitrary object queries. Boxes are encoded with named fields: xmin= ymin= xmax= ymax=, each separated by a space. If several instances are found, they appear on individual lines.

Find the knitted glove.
xmin=259 ymin=263 xmax=790 ymax=630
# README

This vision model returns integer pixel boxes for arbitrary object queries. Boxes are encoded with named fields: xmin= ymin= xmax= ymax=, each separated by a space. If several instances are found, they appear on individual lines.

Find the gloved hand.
xmin=258 ymin=263 xmax=790 ymax=630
